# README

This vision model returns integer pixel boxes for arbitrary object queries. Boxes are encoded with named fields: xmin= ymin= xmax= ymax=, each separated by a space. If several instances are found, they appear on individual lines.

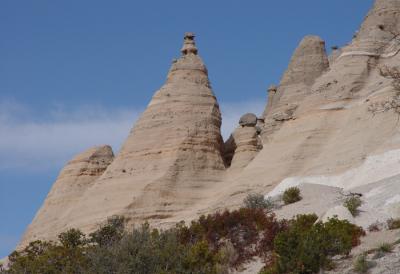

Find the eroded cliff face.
xmin=20 ymin=33 xmax=226 ymax=243
xmin=219 ymin=0 xmax=400 ymax=226
xmin=20 ymin=0 xmax=400 ymax=247
xmin=20 ymin=146 xmax=114 ymax=247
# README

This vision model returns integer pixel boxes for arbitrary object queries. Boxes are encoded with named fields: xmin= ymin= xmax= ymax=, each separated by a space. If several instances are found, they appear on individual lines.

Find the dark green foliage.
xmin=7 ymin=237 xmax=88 ymax=274
xmin=263 ymin=215 xmax=365 ymax=274
xmin=59 ymin=228 xmax=86 ymax=248
xmin=387 ymin=218 xmax=400 ymax=230
xmin=244 ymin=193 xmax=274 ymax=211
xmin=344 ymin=196 xmax=362 ymax=217
xmin=86 ymin=224 xmax=208 ymax=274
xmin=282 ymin=187 xmax=302 ymax=205
xmin=5 ymin=212 xmax=364 ymax=274
xmin=89 ymin=215 xmax=125 ymax=247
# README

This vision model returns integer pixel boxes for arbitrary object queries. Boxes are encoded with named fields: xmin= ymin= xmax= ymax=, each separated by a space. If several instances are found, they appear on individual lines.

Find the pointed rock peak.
xmin=181 ymin=32 xmax=198 ymax=55
xmin=280 ymin=35 xmax=329 ymax=87
xmin=351 ymin=0 xmax=400 ymax=52
xmin=168 ymin=32 xmax=209 ymax=84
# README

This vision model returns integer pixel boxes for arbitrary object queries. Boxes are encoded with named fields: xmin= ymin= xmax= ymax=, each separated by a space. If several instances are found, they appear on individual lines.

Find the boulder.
xmin=239 ymin=113 xmax=258 ymax=127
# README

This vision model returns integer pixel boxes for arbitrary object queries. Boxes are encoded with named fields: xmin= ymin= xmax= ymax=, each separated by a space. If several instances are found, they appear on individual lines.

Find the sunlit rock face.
xmin=20 ymin=146 xmax=114 ymax=247
xmin=20 ymin=33 xmax=226 ymax=244
xmin=20 ymin=0 xmax=400 ymax=248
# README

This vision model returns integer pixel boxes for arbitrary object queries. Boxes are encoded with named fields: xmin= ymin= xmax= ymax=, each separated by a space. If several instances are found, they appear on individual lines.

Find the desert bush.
xmin=282 ymin=187 xmax=302 ymax=205
xmin=89 ymin=215 xmax=125 ymax=247
xmin=88 ymin=224 xmax=206 ymax=274
xmin=177 ymin=207 xmax=285 ymax=266
xmin=353 ymin=254 xmax=371 ymax=273
xmin=5 ymin=211 xmax=365 ymax=274
xmin=7 ymin=238 xmax=88 ymax=274
xmin=387 ymin=218 xmax=400 ymax=230
xmin=266 ymin=215 xmax=364 ymax=274
xmin=344 ymin=196 xmax=362 ymax=217
xmin=244 ymin=193 xmax=274 ymax=211
xmin=59 ymin=228 xmax=86 ymax=248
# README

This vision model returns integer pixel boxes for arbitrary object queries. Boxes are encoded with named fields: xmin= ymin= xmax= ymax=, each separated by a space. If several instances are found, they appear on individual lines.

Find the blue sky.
xmin=0 ymin=0 xmax=374 ymax=258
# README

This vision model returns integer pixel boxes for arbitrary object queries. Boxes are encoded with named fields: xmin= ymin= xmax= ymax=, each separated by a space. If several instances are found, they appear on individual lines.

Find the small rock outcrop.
xmin=224 ymin=114 xmax=262 ymax=169
xmin=20 ymin=146 xmax=114 ymax=247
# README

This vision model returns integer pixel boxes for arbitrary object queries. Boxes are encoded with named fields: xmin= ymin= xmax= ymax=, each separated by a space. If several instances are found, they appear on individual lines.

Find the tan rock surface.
xmin=19 ymin=0 xmax=400 ymax=253
xmin=39 ymin=33 xmax=227 ymax=236
xmin=19 ymin=145 xmax=114 ymax=247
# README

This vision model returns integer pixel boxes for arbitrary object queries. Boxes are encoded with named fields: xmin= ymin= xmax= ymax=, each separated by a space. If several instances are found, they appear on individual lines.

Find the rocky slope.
xmin=20 ymin=146 xmax=114 ymax=247
xmin=19 ymin=0 xmax=400 ymax=256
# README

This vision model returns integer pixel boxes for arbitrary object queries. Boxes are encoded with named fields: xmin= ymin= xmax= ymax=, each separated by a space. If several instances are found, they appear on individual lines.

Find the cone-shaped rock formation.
xmin=262 ymin=35 xmax=329 ymax=120
xmin=20 ymin=33 xmax=226 ymax=243
xmin=20 ymin=146 xmax=114 ymax=247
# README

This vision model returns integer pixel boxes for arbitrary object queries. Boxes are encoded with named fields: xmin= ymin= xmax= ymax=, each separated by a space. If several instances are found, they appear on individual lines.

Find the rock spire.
xmin=19 ymin=33 xmax=227 ymax=242
xmin=181 ymin=32 xmax=198 ymax=55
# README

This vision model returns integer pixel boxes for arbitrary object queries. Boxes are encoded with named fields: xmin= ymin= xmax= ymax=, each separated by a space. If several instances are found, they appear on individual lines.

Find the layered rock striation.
xmin=20 ymin=146 xmax=114 ymax=247
xmin=20 ymin=0 xmax=400 ymax=249
xmin=20 ymin=33 xmax=227 ymax=244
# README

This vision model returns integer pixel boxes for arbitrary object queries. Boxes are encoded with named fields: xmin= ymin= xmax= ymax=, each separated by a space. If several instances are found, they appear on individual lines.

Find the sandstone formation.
xmin=20 ymin=146 xmax=114 ymax=246
xmin=19 ymin=0 xmax=400 ymax=254
xmin=20 ymin=33 xmax=226 ymax=245
xmin=224 ymin=114 xmax=262 ymax=169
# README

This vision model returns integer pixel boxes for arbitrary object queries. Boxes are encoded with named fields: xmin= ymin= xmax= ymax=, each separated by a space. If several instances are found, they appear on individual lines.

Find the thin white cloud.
xmin=0 ymin=98 xmax=265 ymax=171
xmin=0 ymin=101 xmax=140 ymax=171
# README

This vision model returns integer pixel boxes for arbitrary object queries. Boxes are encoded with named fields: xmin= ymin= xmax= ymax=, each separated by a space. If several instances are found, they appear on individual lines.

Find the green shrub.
xmin=89 ymin=215 xmax=125 ymax=246
xmin=270 ymin=215 xmax=365 ymax=274
xmin=344 ymin=196 xmax=362 ymax=217
xmin=282 ymin=187 xmax=302 ymax=205
xmin=353 ymin=254 xmax=370 ymax=273
xmin=244 ymin=193 xmax=274 ymax=211
xmin=59 ymin=228 xmax=86 ymax=248
xmin=387 ymin=218 xmax=400 ymax=230
xmin=5 ymin=211 xmax=365 ymax=274
xmin=7 ymin=238 xmax=88 ymax=274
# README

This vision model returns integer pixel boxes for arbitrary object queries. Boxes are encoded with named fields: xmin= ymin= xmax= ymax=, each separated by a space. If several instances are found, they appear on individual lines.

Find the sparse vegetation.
xmin=368 ymin=222 xmax=381 ymax=232
xmin=243 ymin=193 xmax=274 ymax=211
xmin=353 ymin=254 xmax=371 ymax=273
xmin=261 ymin=215 xmax=365 ymax=274
xmin=373 ymin=242 xmax=393 ymax=259
xmin=344 ymin=196 xmax=362 ymax=217
xmin=387 ymin=218 xmax=400 ymax=230
xmin=377 ymin=242 xmax=393 ymax=253
xmin=4 ymin=210 xmax=365 ymax=274
xmin=282 ymin=186 xmax=302 ymax=205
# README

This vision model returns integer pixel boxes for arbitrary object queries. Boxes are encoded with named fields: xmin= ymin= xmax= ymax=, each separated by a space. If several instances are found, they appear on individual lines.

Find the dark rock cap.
xmin=239 ymin=113 xmax=258 ymax=127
